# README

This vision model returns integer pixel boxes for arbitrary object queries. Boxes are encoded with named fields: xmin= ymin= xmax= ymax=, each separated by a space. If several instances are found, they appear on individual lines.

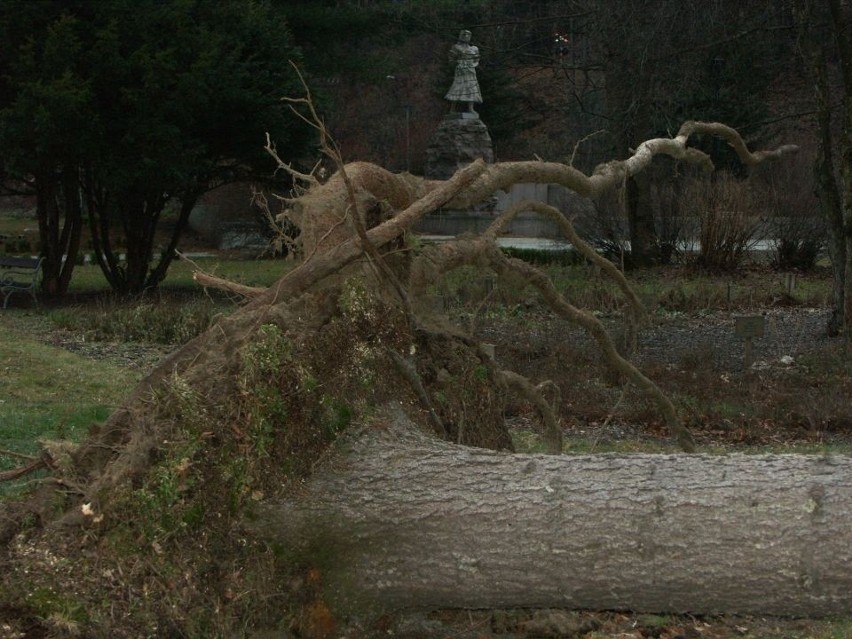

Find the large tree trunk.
xmin=799 ymin=0 xmax=852 ymax=336
xmin=35 ymin=165 xmax=83 ymax=296
xmin=602 ymin=13 xmax=660 ymax=268
xmin=828 ymin=0 xmax=852 ymax=337
xmin=626 ymin=170 xmax=660 ymax=266
xmin=259 ymin=407 xmax=852 ymax=618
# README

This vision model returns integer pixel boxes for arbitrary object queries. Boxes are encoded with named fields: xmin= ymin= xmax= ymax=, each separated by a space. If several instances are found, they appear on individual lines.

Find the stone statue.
xmin=426 ymin=29 xmax=492 ymax=178
xmin=445 ymin=29 xmax=482 ymax=114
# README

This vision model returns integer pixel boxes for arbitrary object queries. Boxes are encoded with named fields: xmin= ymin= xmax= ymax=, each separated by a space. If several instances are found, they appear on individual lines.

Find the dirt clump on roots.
xmin=0 ymin=275 xmax=512 ymax=637
xmin=0 ymin=145 xmax=509 ymax=637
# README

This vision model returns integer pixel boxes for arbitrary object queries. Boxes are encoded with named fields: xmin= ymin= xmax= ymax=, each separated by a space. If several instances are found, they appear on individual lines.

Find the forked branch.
xmin=408 ymin=235 xmax=695 ymax=452
xmin=446 ymin=121 xmax=797 ymax=208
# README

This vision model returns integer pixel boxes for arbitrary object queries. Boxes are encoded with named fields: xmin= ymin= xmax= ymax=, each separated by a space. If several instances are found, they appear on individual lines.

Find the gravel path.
xmin=635 ymin=307 xmax=833 ymax=371
xmin=477 ymin=306 xmax=835 ymax=374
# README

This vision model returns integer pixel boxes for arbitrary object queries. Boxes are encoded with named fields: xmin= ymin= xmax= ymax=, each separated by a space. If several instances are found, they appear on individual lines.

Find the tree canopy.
xmin=0 ymin=0 xmax=314 ymax=294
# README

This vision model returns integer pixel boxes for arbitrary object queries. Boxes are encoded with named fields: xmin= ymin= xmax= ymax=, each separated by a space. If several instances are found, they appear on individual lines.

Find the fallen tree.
xmin=258 ymin=405 xmax=852 ymax=618
xmin=1 ymin=119 xmax=830 ymax=638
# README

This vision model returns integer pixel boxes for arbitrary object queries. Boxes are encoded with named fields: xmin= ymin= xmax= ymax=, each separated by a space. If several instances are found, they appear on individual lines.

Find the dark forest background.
xmin=280 ymin=0 xmax=815 ymax=175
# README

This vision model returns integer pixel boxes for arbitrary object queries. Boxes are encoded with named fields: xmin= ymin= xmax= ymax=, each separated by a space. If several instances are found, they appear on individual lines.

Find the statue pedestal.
xmin=424 ymin=114 xmax=493 ymax=180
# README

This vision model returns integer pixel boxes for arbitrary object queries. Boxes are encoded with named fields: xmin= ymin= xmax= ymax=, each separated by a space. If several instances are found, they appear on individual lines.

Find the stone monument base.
xmin=424 ymin=114 xmax=494 ymax=180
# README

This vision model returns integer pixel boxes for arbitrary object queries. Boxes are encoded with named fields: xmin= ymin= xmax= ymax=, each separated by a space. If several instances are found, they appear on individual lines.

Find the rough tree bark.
xmin=258 ymin=406 xmax=852 ymax=618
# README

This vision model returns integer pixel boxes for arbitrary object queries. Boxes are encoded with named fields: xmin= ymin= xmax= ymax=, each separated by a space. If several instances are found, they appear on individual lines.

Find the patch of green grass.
xmin=827 ymin=620 xmax=852 ymax=639
xmin=49 ymin=297 xmax=223 ymax=344
xmin=701 ymin=442 xmax=852 ymax=455
xmin=0 ymin=323 xmax=138 ymax=493
xmin=513 ymin=427 xmax=852 ymax=456
xmin=0 ymin=216 xmax=39 ymax=256
xmin=512 ymin=429 xmax=682 ymax=455
xmin=736 ymin=619 xmax=852 ymax=639
xmin=635 ymin=614 xmax=677 ymax=629
xmin=23 ymin=586 xmax=90 ymax=626
xmin=510 ymin=429 xmax=554 ymax=454
xmin=65 ymin=257 xmax=288 ymax=293
xmin=0 ymin=329 xmax=139 ymax=405
xmin=0 ymin=216 xmax=36 ymax=233
xmin=322 ymin=397 xmax=353 ymax=436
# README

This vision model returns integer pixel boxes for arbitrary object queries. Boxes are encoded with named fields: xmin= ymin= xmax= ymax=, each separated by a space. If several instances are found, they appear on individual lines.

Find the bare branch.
xmin=387 ymin=349 xmax=447 ymax=438
xmin=675 ymin=121 xmax=799 ymax=166
xmin=0 ymin=450 xmax=53 ymax=482
xmin=569 ymin=129 xmax=607 ymax=167
xmin=483 ymin=199 xmax=647 ymax=325
xmin=264 ymin=132 xmax=317 ymax=186
xmin=447 ymin=121 xmax=797 ymax=208
xmin=499 ymin=369 xmax=562 ymax=454
xmin=408 ymin=235 xmax=693 ymax=452
xmin=0 ymin=448 xmax=37 ymax=462
xmin=176 ymin=251 xmax=265 ymax=299
xmin=250 ymin=159 xmax=488 ymax=311
xmin=488 ymin=246 xmax=694 ymax=452
xmin=192 ymin=272 xmax=264 ymax=299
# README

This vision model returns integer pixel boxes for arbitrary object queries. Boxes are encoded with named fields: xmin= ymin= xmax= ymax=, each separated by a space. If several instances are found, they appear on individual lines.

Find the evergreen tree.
xmin=0 ymin=0 xmax=313 ymax=294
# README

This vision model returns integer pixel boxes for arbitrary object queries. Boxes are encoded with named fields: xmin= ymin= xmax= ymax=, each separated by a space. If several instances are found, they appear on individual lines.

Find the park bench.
xmin=0 ymin=256 xmax=43 ymax=308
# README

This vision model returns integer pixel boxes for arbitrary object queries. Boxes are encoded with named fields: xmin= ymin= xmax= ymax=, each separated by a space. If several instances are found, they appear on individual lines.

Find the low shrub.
xmin=771 ymin=237 xmax=823 ymax=271
xmin=500 ymin=245 xmax=583 ymax=266
xmin=680 ymin=173 xmax=761 ymax=272
xmin=50 ymin=297 xmax=224 ymax=344
xmin=751 ymin=143 xmax=825 ymax=271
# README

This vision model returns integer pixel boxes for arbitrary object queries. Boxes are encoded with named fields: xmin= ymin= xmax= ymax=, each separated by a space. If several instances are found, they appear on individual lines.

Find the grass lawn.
xmin=0 ymin=313 xmax=141 ymax=493
xmin=0 ymin=254 xmax=290 ymax=488
xmin=65 ymin=254 xmax=290 ymax=292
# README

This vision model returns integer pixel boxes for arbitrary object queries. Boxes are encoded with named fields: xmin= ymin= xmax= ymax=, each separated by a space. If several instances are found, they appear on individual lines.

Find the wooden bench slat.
xmin=0 ymin=256 xmax=40 ymax=268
